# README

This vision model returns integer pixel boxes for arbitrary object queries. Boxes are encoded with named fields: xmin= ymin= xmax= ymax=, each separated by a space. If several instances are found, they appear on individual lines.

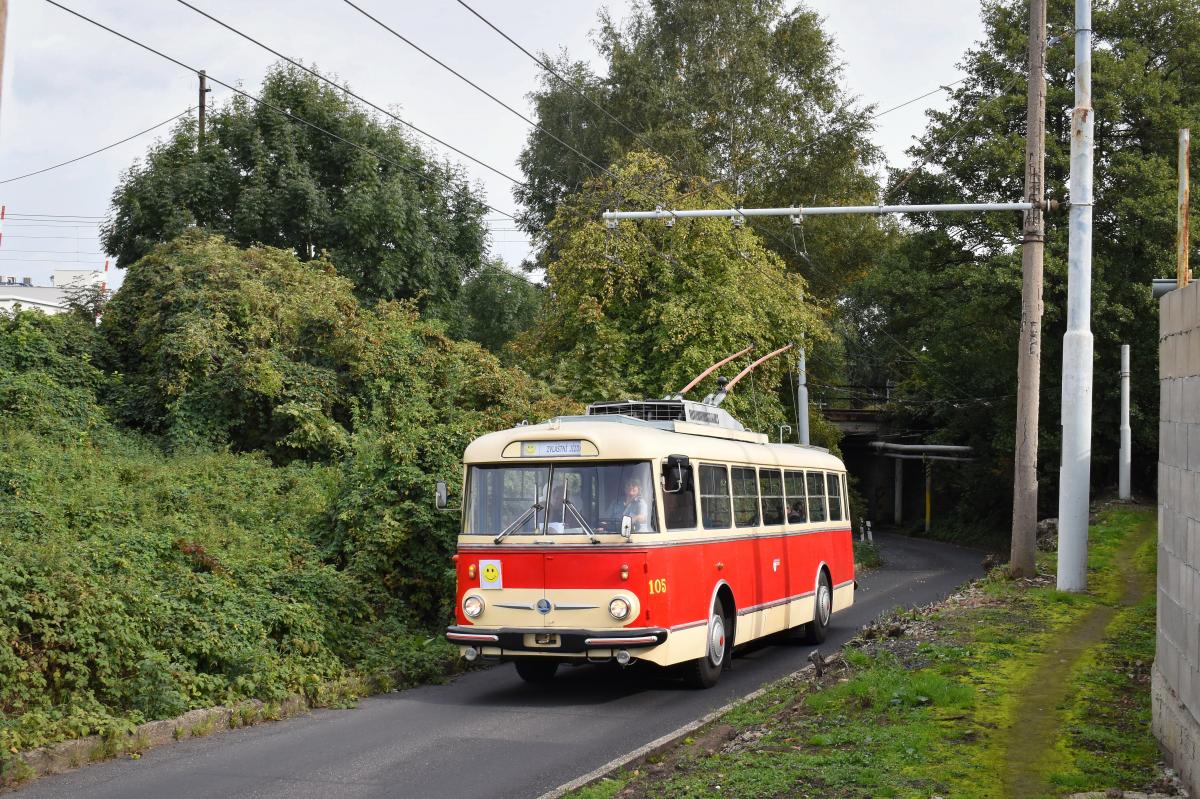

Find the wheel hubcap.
xmin=817 ymin=584 xmax=832 ymax=626
xmin=708 ymin=613 xmax=726 ymax=666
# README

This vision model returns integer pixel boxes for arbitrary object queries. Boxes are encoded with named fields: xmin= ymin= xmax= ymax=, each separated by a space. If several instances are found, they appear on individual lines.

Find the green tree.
xmin=516 ymin=0 xmax=884 ymax=296
xmin=98 ymin=230 xmax=363 ymax=460
xmin=848 ymin=0 xmax=1200 ymax=525
xmin=102 ymin=63 xmax=488 ymax=309
xmin=516 ymin=152 xmax=834 ymax=440
xmin=449 ymin=259 xmax=544 ymax=354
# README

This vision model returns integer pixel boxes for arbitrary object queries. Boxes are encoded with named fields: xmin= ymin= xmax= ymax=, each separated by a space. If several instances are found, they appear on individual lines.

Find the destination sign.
xmin=521 ymin=440 xmax=583 ymax=458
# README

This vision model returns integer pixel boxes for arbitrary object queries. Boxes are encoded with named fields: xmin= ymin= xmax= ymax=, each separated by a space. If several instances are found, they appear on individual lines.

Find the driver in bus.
xmin=599 ymin=477 xmax=650 ymax=532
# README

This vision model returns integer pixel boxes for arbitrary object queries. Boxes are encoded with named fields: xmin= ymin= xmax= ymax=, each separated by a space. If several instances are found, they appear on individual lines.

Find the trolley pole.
xmin=1010 ymin=0 xmax=1047 ymax=578
xmin=1056 ymin=0 xmax=1095 ymax=592
xmin=1119 ymin=344 xmax=1131 ymax=500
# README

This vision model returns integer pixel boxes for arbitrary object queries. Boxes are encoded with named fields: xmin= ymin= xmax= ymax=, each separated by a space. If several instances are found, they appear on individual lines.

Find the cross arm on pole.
xmin=602 ymin=201 xmax=1037 ymax=222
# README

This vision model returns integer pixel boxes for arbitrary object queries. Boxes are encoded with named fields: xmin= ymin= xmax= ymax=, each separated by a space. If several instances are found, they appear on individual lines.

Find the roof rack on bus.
xmin=585 ymin=398 xmax=748 ymax=432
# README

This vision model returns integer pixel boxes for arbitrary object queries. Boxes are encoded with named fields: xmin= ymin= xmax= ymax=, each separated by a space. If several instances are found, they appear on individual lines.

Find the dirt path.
xmin=998 ymin=516 xmax=1154 ymax=798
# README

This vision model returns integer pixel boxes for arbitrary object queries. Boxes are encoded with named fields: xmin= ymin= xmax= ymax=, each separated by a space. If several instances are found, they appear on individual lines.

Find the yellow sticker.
xmin=479 ymin=559 xmax=503 ymax=589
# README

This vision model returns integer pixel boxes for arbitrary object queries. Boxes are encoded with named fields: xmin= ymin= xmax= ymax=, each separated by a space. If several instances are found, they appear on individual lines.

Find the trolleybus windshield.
xmin=465 ymin=461 xmax=658 ymax=535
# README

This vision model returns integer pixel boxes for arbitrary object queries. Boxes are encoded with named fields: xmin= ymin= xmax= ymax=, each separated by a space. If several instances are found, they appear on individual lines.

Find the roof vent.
xmin=586 ymin=399 xmax=745 ymax=432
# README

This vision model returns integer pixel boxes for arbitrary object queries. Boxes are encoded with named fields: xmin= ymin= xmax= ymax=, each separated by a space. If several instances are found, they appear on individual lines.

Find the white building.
xmin=0 ymin=269 xmax=106 ymax=315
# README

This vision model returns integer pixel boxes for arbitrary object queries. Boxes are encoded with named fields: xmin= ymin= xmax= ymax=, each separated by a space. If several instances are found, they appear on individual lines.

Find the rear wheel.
xmin=684 ymin=598 xmax=730 ymax=688
xmin=800 ymin=571 xmax=833 ymax=644
xmin=514 ymin=658 xmax=559 ymax=683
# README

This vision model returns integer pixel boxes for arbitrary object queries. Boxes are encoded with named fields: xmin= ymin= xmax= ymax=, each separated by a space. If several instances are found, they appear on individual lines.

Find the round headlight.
xmin=463 ymin=595 xmax=485 ymax=619
xmin=609 ymin=597 xmax=631 ymax=620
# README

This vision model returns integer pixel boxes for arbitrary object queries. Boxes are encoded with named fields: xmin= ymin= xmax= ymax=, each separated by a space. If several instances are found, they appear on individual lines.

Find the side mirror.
xmin=621 ymin=515 xmax=633 ymax=540
xmin=435 ymin=480 xmax=448 ymax=510
xmin=662 ymin=454 xmax=691 ymax=493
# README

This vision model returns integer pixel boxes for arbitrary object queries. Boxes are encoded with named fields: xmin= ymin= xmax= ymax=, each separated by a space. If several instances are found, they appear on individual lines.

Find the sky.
xmin=0 ymin=1 xmax=986 ymax=292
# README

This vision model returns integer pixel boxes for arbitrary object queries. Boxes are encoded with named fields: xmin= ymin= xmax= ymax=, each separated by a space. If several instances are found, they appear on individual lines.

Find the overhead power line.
xmin=869 ymin=79 xmax=967 ymax=120
xmin=171 ymin=0 xmax=526 ymax=188
xmin=40 ymin=0 xmax=518 ymax=221
xmin=452 ymin=0 xmax=640 ymax=141
xmin=0 ymin=109 xmax=192 ymax=186
xmin=6 ymin=212 xmax=106 ymax=218
xmin=339 ymin=0 xmax=629 ymax=191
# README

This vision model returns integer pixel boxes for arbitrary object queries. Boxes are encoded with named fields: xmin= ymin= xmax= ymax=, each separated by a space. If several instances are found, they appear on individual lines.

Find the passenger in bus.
xmin=599 ymin=478 xmax=650 ymax=532
xmin=787 ymin=499 xmax=806 ymax=524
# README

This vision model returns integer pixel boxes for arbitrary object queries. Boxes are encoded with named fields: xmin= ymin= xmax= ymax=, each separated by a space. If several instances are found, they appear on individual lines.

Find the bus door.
xmin=783 ymin=470 xmax=814 ymax=625
xmin=756 ymin=469 xmax=788 ymax=635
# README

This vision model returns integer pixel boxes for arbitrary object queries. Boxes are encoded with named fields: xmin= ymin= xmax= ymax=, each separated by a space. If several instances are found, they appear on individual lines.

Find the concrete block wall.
xmin=1155 ymin=278 xmax=1200 ymax=790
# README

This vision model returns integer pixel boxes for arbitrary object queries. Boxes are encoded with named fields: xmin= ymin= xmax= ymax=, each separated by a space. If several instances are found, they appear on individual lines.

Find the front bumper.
xmin=446 ymin=625 xmax=669 ymax=654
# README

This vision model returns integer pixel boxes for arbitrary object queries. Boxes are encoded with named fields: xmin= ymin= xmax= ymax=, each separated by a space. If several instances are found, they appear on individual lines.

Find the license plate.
xmin=535 ymin=633 xmax=558 ymax=645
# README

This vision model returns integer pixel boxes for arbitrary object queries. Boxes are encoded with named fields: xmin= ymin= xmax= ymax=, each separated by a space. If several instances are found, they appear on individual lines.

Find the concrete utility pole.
xmin=1057 ymin=0 xmax=1095 ymax=592
xmin=197 ymin=70 xmax=210 ymax=148
xmin=797 ymin=345 xmax=810 ymax=446
xmin=0 ymin=0 xmax=8 ymax=126
xmin=1010 ymin=0 xmax=1048 ymax=578
xmin=1180 ymin=129 xmax=1191 ymax=289
xmin=1119 ymin=344 xmax=1131 ymax=500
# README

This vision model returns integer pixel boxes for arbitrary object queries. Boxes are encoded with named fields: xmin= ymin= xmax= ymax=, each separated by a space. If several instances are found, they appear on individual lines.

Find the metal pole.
xmin=1010 ymin=0 xmax=1047 ymax=579
xmin=602 ymin=201 xmax=1035 ymax=222
xmin=924 ymin=456 xmax=932 ymax=535
xmin=894 ymin=458 xmax=903 ymax=526
xmin=1180 ymin=129 xmax=1191 ymax=289
xmin=1057 ymin=0 xmax=1094 ymax=592
xmin=797 ymin=346 xmax=810 ymax=445
xmin=1119 ymin=344 xmax=1131 ymax=500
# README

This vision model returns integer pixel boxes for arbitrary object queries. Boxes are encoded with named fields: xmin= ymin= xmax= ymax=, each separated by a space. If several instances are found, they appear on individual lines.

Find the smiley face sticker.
xmin=479 ymin=559 xmax=503 ymax=590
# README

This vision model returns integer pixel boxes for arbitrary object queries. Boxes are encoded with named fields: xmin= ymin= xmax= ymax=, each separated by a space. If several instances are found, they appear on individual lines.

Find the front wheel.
xmin=684 ymin=598 xmax=730 ymax=688
xmin=799 ymin=572 xmax=832 ymax=644
xmin=514 ymin=658 xmax=559 ymax=683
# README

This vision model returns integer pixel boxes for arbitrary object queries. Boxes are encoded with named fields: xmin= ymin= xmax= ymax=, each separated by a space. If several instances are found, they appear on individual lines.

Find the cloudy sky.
xmin=0 ymin=1 xmax=985 ymax=291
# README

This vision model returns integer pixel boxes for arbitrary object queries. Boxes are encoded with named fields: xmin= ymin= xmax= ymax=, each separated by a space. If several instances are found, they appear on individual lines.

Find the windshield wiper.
xmin=563 ymin=498 xmax=600 ymax=545
xmin=494 ymin=501 xmax=543 ymax=544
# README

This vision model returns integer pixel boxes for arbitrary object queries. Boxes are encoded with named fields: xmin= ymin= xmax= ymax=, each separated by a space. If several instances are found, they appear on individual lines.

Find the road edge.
xmin=535 ymin=657 xmax=827 ymax=799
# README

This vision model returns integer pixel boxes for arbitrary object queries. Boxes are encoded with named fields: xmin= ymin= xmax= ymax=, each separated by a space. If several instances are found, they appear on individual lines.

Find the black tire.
xmin=683 ymin=597 xmax=731 ymax=689
xmin=514 ymin=658 xmax=559 ymax=683
xmin=800 ymin=571 xmax=833 ymax=644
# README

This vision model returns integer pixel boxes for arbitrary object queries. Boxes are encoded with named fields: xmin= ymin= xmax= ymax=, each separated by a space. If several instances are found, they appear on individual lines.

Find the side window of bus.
xmin=806 ymin=471 xmax=827 ymax=523
xmin=664 ymin=465 xmax=697 ymax=530
xmin=700 ymin=464 xmax=732 ymax=529
xmin=827 ymin=472 xmax=844 ymax=522
xmin=760 ymin=469 xmax=784 ymax=525
xmin=784 ymin=470 xmax=807 ymax=523
xmin=731 ymin=467 xmax=760 ymax=527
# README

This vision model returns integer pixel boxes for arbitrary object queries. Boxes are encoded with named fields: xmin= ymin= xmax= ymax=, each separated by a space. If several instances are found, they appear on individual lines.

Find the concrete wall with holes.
xmin=1154 ymin=278 xmax=1200 ymax=793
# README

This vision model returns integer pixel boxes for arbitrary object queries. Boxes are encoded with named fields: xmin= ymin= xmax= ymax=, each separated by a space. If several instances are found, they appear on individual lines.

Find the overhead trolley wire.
xmin=0 ymin=108 xmax=193 ymax=186
xmin=170 ymin=0 xmax=526 ymax=189
xmin=39 ymin=0 xmax=520 ymax=222
xmin=338 ymin=0 xmax=644 ymax=200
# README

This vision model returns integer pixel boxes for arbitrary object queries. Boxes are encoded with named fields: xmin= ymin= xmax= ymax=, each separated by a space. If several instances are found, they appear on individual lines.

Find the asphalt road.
xmin=17 ymin=533 xmax=982 ymax=799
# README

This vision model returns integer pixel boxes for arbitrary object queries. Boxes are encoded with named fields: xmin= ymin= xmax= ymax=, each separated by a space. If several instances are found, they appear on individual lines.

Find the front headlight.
xmin=463 ymin=595 xmax=485 ymax=619
xmin=609 ymin=597 xmax=631 ymax=620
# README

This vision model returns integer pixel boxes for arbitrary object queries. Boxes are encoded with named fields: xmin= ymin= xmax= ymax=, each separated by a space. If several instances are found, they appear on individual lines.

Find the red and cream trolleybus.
xmin=442 ymin=392 xmax=854 ymax=688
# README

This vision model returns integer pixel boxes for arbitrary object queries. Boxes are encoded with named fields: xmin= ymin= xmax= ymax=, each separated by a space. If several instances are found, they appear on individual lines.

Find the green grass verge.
xmin=571 ymin=505 xmax=1158 ymax=799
